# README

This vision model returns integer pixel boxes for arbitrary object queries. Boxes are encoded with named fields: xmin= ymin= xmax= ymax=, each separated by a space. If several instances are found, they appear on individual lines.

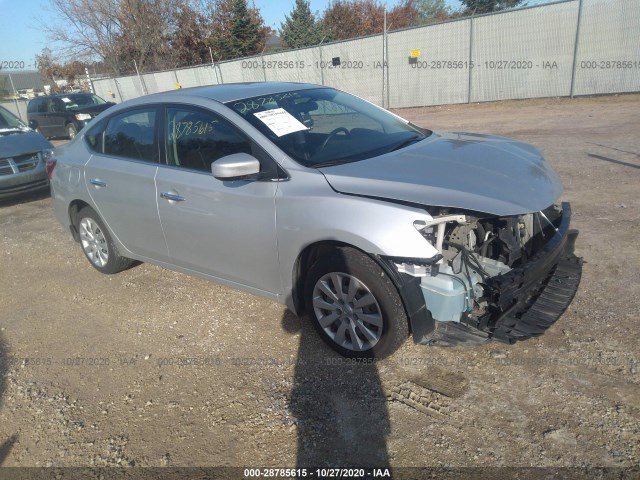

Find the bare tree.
xmin=115 ymin=0 xmax=183 ymax=72
xmin=43 ymin=0 xmax=188 ymax=75
xmin=43 ymin=0 xmax=125 ymax=74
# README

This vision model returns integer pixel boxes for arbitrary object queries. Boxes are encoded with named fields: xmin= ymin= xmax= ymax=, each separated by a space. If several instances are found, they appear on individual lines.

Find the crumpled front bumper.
xmin=378 ymin=202 xmax=582 ymax=346
xmin=483 ymin=202 xmax=582 ymax=343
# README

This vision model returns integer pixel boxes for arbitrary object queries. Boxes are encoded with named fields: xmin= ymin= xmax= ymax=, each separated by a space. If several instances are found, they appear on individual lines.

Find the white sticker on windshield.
xmin=253 ymin=108 xmax=308 ymax=137
xmin=61 ymin=97 xmax=71 ymax=103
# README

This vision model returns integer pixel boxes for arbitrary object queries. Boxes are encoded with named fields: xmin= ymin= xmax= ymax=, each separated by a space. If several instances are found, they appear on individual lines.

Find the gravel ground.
xmin=0 ymin=94 xmax=638 ymax=472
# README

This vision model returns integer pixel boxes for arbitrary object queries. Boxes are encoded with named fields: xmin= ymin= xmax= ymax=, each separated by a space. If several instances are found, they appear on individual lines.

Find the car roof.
xmin=28 ymin=93 xmax=93 ymax=102
xmin=146 ymin=82 xmax=325 ymax=104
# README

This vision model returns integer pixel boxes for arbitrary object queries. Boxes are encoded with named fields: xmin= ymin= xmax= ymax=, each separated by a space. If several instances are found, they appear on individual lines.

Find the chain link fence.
xmin=90 ymin=0 xmax=638 ymax=109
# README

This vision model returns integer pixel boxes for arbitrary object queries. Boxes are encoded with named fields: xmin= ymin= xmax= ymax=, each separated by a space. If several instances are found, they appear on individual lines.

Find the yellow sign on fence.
xmin=410 ymin=48 xmax=421 ymax=59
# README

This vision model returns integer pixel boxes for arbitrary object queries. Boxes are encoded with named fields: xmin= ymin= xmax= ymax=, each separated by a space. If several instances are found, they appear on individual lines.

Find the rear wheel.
xmin=304 ymin=247 xmax=409 ymax=358
xmin=66 ymin=123 xmax=77 ymax=140
xmin=76 ymin=206 xmax=134 ymax=274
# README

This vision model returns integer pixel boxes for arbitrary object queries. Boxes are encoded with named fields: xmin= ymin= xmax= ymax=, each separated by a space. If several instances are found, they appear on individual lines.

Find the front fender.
xmin=275 ymin=170 xmax=438 ymax=308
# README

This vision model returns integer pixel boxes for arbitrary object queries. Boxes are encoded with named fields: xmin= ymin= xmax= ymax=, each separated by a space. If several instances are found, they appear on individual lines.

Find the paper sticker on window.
xmin=61 ymin=97 xmax=72 ymax=103
xmin=253 ymin=108 xmax=308 ymax=137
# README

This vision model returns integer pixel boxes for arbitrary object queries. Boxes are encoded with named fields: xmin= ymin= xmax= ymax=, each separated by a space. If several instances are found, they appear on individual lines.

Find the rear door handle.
xmin=160 ymin=192 xmax=185 ymax=202
xmin=90 ymin=178 xmax=107 ymax=187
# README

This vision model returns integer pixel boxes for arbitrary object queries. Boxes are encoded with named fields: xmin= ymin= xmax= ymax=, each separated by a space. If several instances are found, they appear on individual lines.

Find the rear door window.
xmin=103 ymin=109 xmax=158 ymax=163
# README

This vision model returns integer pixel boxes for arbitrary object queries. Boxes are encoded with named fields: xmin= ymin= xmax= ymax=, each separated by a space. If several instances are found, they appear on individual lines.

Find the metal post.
xmin=385 ymin=13 xmax=390 ymax=109
xmin=261 ymin=48 xmax=267 ymax=82
xmin=383 ymin=11 xmax=387 ymax=108
xmin=85 ymin=67 xmax=95 ymax=94
xmin=210 ymin=47 xmax=220 ymax=84
xmin=468 ymin=16 xmax=474 ymax=104
xmin=7 ymin=73 xmax=22 ymax=120
xmin=318 ymin=37 xmax=326 ymax=86
xmin=570 ymin=0 xmax=584 ymax=98
xmin=217 ymin=64 xmax=224 ymax=84
xmin=113 ymin=79 xmax=123 ymax=102
xmin=133 ymin=60 xmax=147 ymax=95
xmin=213 ymin=64 xmax=220 ymax=85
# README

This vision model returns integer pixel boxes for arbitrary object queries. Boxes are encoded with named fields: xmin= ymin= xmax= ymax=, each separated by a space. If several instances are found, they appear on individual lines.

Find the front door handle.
xmin=160 ymin=192 xmax=185 ymax=202
xmin=90 ymin=178 xmax=107 ymax=187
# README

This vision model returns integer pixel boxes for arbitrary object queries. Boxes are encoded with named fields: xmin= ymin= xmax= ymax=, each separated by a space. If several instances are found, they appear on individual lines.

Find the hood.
xmin=318 ymin=131 xmax=563 ymax=216
xmin=0 ymin=128 xmax=53 ymax=158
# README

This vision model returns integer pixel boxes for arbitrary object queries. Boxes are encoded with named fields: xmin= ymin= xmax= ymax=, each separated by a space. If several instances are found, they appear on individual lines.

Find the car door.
xmin=155 ymin=104 xmax=281 ymax=294
xmin=33 ymin=99 xmax=54 ymax=136
xmin=51 ymin=97 xmax=70 ymax=136
xmin=84 ymin=106 xmax=169 ymax=262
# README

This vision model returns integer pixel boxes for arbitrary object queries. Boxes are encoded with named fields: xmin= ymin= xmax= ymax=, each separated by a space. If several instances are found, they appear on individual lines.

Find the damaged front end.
xmin=387 ymin=202 xmax=582 ymax=346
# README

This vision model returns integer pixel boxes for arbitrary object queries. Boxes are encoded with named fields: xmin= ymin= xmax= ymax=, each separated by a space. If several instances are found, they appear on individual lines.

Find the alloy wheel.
xmin=312 ymin=272 xmax=384 ymax=352
xmin=79 ymin=217 xmax=109 ymax=267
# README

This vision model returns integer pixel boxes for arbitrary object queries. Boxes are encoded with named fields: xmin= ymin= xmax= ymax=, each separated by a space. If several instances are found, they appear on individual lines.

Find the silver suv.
xmin=49 ymin=83 xmax=582 ymax=358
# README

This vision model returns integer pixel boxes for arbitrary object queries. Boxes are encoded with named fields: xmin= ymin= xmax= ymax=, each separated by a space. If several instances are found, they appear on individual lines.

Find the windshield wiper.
xmin=389 ymin=135 xmax=423 ymax=152
xmin=312 ymin=159 xmax=353 ymax=168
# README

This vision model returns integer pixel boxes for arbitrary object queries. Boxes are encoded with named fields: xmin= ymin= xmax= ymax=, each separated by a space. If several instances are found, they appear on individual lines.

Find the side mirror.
xmin=211 ymin=153 xmax=260 ymax=180
xmin=29 ymin=120 xmax=38 ymax=130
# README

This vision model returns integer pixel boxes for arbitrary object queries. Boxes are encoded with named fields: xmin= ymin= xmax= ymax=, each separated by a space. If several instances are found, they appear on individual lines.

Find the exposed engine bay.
xmin=395 ymin=204 xmax=571 ymax=341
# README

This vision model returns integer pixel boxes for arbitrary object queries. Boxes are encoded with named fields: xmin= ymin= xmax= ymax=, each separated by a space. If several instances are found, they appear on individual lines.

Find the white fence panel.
xmin=151 ymin=70 xmax=181 ymax=93
xmin=320 ymin=36 xmax=386 ymax=106
xmin=218 ymin=58 xmax=265 ymax=83
xmin=0 ymin=101 xmax=28 ymax=121
xmin=87 ymin=0 xmax=639 ymax=108
xmin=262 ymin=47 xmax=323 ymax=84
xmin=388 ymin=20 xmax=471 ymax=108
xmin=471 ymin=1 xmax=578 ymax=102
xmin=176 ymin=65 xmax=220 ymax=88
xmin=574 ymin=0 xmax=640 ymax=95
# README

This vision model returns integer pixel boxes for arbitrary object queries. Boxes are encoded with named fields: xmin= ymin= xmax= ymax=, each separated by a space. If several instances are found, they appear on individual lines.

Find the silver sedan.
xmin=48 ymin=82 xmax=581 ymax=358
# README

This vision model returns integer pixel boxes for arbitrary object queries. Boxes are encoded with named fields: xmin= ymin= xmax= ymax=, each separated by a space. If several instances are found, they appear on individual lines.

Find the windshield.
xmin=227 ymin=88 xmax=429 ymax=167
xmin=0 ymin=106 xmax=26 ymax=130
xmin=59 ymin=94 xmax=107 ymax=109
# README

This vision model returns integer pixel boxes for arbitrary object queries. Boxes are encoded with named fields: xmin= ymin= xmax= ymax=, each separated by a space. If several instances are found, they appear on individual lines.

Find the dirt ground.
xmin=0 ymin=94 xmax=638 ymax=474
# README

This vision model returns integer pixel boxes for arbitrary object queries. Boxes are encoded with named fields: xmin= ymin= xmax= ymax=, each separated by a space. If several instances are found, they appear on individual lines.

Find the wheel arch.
xmin=68 ymin=199 xmax=91 ymax=242
xmin=290 ymin=240 xmax=427 ymax=336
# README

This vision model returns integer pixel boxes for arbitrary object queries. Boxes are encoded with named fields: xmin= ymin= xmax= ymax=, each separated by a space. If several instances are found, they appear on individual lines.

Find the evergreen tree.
xmin=459 ymin=0 xmax=523 ymax=14
xmin=210 ymin=0 xmax=268 ymax=60
xmin=280 ymin=0 xmax=324 ymax=49
xmin=229 ymin=0 xmax=263 ymax=57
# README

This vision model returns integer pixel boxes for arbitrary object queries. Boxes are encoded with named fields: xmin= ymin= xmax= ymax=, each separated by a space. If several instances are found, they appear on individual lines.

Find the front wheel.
xmin=66 ymin=123 xmax=77 ymax=140
xmin=76 ymin=206 xmax=134 ymax=274
xmin=304 ymin=248 xmax=409 ymax=358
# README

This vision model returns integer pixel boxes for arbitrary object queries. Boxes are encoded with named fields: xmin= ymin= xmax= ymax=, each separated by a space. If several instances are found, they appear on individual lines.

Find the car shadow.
xmin=0 ymin=333 xmax=17 ymax=466
xmin=0 ymin=187 xmax=50 ymax=208
xmin=282 ymin=309 xmax=390 ymax=468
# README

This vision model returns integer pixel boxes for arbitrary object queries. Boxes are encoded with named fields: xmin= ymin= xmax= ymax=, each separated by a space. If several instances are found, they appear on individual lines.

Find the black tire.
xmin=304 ymin=247 xmax=409 ymax=359
xmin=66 ymin=123 xmax=77 ymax=140
xmin=76 ymin=206 xmax=134 ymax=274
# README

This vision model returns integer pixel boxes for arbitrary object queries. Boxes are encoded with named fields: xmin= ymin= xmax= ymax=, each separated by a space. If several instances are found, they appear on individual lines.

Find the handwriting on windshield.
xmin=169 ymin=120 xmax=217 ymax=141
xmin=232 ymin=92 xmax=296 ymax=114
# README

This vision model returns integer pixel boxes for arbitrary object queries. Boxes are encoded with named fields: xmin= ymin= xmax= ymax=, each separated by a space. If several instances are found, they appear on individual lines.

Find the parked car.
xmin=0 ymin=105 xmax=54 ymax=199
xmin=48 ymin=82 xmax=582 ymax=358
xmin=27 ymin=93 xmax=114 ymax=140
